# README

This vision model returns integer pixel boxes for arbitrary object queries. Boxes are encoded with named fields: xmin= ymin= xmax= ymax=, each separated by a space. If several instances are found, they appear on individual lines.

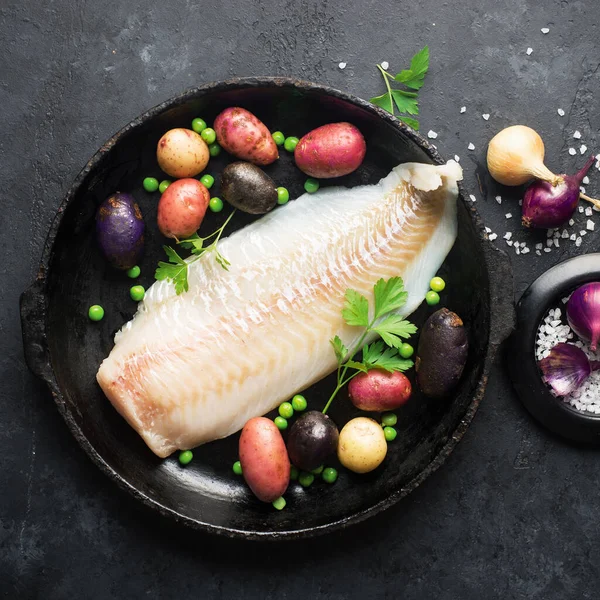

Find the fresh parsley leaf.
xmin=399 ymin=116 xmax=420 ymax=130
xmin=373 ymin=277 xmax=408 ymax=319
xmin=155 ymin=246 xmax=189 ymax=295
xmin=362 ymin=341 xmax=414 ymax=372
xmin=369 ymin=92 xmax=394 ymax=113
xmin=341 ymin=289 xmax=370 ymax=327
xmin=395 ymin=46 xmax=429 ymax=89
xmin=180 ymin=233 xmax=204 ymax=254
xmin=330 ymin=336 xmax=348 ymax=362
xmin=391 ymin=90 xmax=419 ymax=115
xmin=345 ymin=360 xmax=368 ymax=373
xmin=372 ymin=315 xmax=418 ymax=348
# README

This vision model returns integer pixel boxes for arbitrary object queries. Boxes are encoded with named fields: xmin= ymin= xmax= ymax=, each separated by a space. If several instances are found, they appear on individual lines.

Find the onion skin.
xmin=522 ymin=155 xmax=596 ymax=229
xmin=539 ymin=343 xmax=593 ymax=396
xmin=567 ymin=282 xmax=600 ymax=351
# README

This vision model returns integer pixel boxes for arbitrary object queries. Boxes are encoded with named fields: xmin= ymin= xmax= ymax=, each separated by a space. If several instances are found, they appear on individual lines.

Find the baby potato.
xmin=214 ymin=107 xmax=279 ymax=166
xmin=157 ymin=128 xmax=209 ymax=178
xmin=294 ymin=122 xmax=366 ymax=178
xmin=157 ymin=178 xmax=209 ymax=239
xmin=337 ymin=417 xmax=387 ymax=474
xmin=348 ymin=370 xmax=412 ymax=411
xmin=239 ymin=417 xmax=290 ymax=503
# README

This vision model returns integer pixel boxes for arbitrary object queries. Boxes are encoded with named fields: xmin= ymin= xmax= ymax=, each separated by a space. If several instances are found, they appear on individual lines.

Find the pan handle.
xmin=20 ymin=279 xmax=53 ymax=382
xmin=484 ymin=243 xmax=516 ymax=347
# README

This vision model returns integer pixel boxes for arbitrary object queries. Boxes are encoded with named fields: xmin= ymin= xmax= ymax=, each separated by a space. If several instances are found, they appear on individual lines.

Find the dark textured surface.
xmin=2 ymin=0 xmax=599 ymax=597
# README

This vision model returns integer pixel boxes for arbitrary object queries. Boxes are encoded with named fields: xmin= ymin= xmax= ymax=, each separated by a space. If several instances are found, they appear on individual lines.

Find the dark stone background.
xmin=2 ymin=1 xmax=599 ymax=598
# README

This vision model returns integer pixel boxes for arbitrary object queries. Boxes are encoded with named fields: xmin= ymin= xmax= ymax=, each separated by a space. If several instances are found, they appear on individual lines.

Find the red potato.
xmin=157 ymin=128 xmax=209 ymax=178
xmin=348 ymin=370 xmax=412 ymax=411
xmin=214 ymin=107 xmax=278 ymax=166
xmin=157 ymin=178 xmax=209 ymax=239
xmin=294 ymin=122 xmax=366 ymax=178
xmin=239 ymin=417 xmax=290 ymax=503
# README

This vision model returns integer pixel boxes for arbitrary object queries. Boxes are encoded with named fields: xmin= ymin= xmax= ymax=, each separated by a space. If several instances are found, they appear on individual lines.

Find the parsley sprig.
xmin=370 ymin=46 xmax=429 ymax=131
xmin=155 ymin=210 xmax=235 ymax=295
xmin=323 ymin=277 xmax=417 ymax=414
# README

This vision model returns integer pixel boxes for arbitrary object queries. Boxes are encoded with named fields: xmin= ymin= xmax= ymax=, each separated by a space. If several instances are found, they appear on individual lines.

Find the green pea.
xmin=272 ymin=131 xmax=285 ymax=146
xmin=384 ymin=426 xmax=397 ymax=442
xmin=274 ymin=416 xmax=288 ymax=430
xmin=130 ymin=285 xmax=145 ymax=302
xmin=191 ymin=118 xmax=207 ymax=133
xmin=290 ymin=465 xmax=299 ymax=481
xmin=399 ymin=343 xmax=414 ymax=359
xmin=304 ymin=178 xmax=319 ymax=194
xmin=298 ymin=472 xmax=314 ymax=488
xmin=159 ymin=180 xmax=171 ymax=193
xmin=291 ymin=394 xmax=307 ymax=412
xmin=209 ymin=197 xmax=223 ymax=213
xmin=126 ymin=265 xmax=141 ymax=279
xmin=233 ymin=460 xmax=243 ymax=475
xmin=430 ymin=276 xmax=446 ymax=292
xmin=284 ymin=136 xmax=299 ymax=152
xmin=208 ymin=142 xmax=221 ymax=157
xmin=425 ymin=291 xmax=440 ymax=306
xmin=276 ymin=187 xmax=290 ymax=205
xmin=278 ymin=402 xmax=294 ymax=419
xmin=88 ymin=305 xmax=104 ymax=322
xmin=272 ymin=496 xmax=286 ymax=510
xmin=143 ymin=177 xmax=159 ymax=192
xmin=179 ymin=450 xmax=193 ymax=465
xmin=322 ymin=467 xmax=338 ymax=484
xmin=311 ymin=465 xmax=324 ymax=475
xmin=201 ymin=128 xmax=216 ymax=145
xmin=200 ymin=174 xmax=214 ymax=189
xmin=381 ymin=412 xmax=397 ymax=427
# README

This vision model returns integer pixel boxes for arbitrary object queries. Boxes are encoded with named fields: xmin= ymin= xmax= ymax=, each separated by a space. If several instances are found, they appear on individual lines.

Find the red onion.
xmin=539 ymin=343 xmax=600 ymax=396
xmin=567 ymin=282 xmax=600 ymax=351
xmin=522 ymin=155 xmax=599 ymax=229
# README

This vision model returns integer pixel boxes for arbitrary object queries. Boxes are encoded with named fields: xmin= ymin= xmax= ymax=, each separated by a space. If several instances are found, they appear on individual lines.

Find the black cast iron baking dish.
xmin=20 ymin=77 xmax=515 ymax=540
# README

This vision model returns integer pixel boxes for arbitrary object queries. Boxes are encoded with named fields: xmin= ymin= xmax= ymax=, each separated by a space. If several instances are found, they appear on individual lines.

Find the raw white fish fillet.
xmin=97 ymin=161 xmax=463 ymax=457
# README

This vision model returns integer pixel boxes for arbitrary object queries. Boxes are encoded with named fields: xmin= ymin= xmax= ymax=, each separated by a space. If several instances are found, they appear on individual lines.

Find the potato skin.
xmin=95 ymin=192 xmax=144 ymax=270
xmin=220 ymin=162 xmax=277 ymax=214
xmin=214 ymin=107 xmax=278 ymax=166
xmin=294 ymin=122 xmax=366 ymax=178
xmin=416 ymin=308 xmax=469 ymax=398
xmin=337 ymin=417 xmax=387 ymax=474
xmin=156 ymin=128 xmax=209 ymax=178
xmin=348 ymin=370 xmax=412 ymax=411
xmin=239 ymin=417 xmax=290 ymax=503
xmin=157 ymin=178 xmax=209 ymax=239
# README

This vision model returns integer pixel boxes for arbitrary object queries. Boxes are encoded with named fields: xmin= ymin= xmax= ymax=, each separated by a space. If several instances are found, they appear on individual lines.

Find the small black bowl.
xmin=508 ymin=253 xmax=600 ymax=444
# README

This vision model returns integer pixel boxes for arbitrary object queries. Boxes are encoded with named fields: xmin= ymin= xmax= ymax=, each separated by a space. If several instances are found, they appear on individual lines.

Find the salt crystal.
xmin=505 ymin=213 xmax=513 ymax=219
xmin=544 ymin=247 xmax=552 ymax=253
xmin=573 ymin=130 xmax=582 ymax=139
xmin=495 ymin=195 xmax=502 ymax=204
xmin=546 ymin=239 xmax=554 ymax=247
xmin=547 ymin=229 xmax=555 ymax=237
xmin=381 ymin=61 xmax=389 ymax=70
xmin=454 ymin=155 xmax=460 ymax=162
xmin=485 ymin=226 xmax=492 ymax=233
xmin=427 ymin=130 xmax=438 ymax=139
xmin=506 ymin=240 xmax=514 ymax=246
xmin=554 ymin=238 xmax=560 ymax=248
xmin=522 ymin=247 xmax=530 ymax=254
xmin=516 ymin=247 xmax=521 ymax=255
xmin=504 ymin=232 xmax=512 ymax=240
xmin=338 ymin=62 xmax=347 ymax=69
xmin=569 ymin=219 xmax=575 ymax=226
xmin=587 ymin=220 xmax=595 ymax=231
xmin=526 ymin=47 xmax=533 ymax=55
xmin=519 ymin=199 xmax=523 ymax=206
xmin=535 ymin=243 xmax=543 ymax=250
xmin=580 ymin=144 xmax=588 ymax=154
xmin=581 ymin=231 xmax=587 ymax=236
xmin=536 ymin=250 xmax=542 ymax=256
xmin=469 ymin=194 xmax=477 ymax=202
xmin=570 ymin=233 xmax=577 ymax=241
xmin=583 ymin=176 xmax=590 ymax=184
xmin=569 ymin=148 xmax=577 ymax=156
xmin=468 ymin=142 xmax=475 ymax=150
xmin=580 ymin=186 xmax=586 ymax=194
xmin=482 ymin=114 xmax=490 ymax=121
xmin=579 ymin=206 xmax=585 ymax=213
xmin=557 ymin=108 xmax=565 ymax=116
xmin=489 ymin=233 xmax=498 ymax=241
xmin=541 ymin=27 xmax=550 ymax=34
xmin=561 ymin=229 xmax=569 ymax=239
xmin=460 ymin=106 xmax=466 ymax=113
xmin=586 ymin=207 xmax=593 ymax=216
xmin=576 ymin=237 xmax=583 ymax=247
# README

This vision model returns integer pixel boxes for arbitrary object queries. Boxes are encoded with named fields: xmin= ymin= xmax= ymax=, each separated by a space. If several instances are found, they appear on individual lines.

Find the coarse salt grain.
xmin=460 ymin=106 xmax=466 ymax=113
xmin=583 ymin=176 xmax=590 ymax=184
xmin=506 ymin=240 xmax=514 ymax=246
xmin=468 ymin=143 xmax=475 ymax=150
xmin=544 ymin=247 xmax=551 ymax=253
xmin=504 ymin=232 xmax=512 ymax=240
xmin=573 ymin=130 xmax=582 ymax=139
xmin=536 ymin=250 xmax=542 ymax=256
xmin=586 ymin=207 xmax=593 ymax=216
xmin=489 ymin=233 xmax=498 ymax=241
xmin=541 ymin=27 xmax=550 ymax=33
xmin=338 ymin=62 xmax=347 ymax=69
xmin=579 ymin=206 xmax=585 ymax=213
xmin=562 ymin=229 xmax=569 ymax=239
xmin=587 ymin=220 xmax=595 ymax=231
xmin=576 ymin=237 xmax=583 ymax=247
xmin=495 ymin=195 xmax=502 ymax=204
xmin=381 ymin=61 xmax=389 ymax=70
xmin=427 ymin=130 xmax=438 ymax=139
xmin=526 ymin=47 xmax=533 ymax=55
xmin=469 ymin=194 xmax=477 ymax=202
xmin=454 ymin=155 xmax=460 ymax=162
xmin=505 ymin=213 xmax=513 ymax=219
xmin=570 ymin=233 xmax=577 ymax=241
xmin=580 ymin=144 xmax=588 ymax=154
xmin=558 ymin=108 xmax=565 ymax=116
xmin=569 ymin=148 xmax=577 ymax=156
xmin=485 ymin=226 xmax=492 ymax=233
xmin=536 ymin=243 xmax=543 ymax=250
xmin=522 ymin=247 xmax=530 ymax=254
xmin=482 ymin=114 xmax=490 ymax=120
xmin=569 ymin=219 xmax=575 ymax=226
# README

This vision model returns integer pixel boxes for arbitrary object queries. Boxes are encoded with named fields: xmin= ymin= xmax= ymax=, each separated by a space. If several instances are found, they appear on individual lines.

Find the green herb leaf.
xmin=155 ymin=246 xmax=189 ymax=294
xmin=399 ymin=116 xmax=420 ymax=130
xmin=341 ymin=289 xmax=370 ymax=327
xmin=345 ymin=360 xmax=368 ymax=373
xmin=330 ymin=336 xmax=348 ymax=362
xmin=395 ymin=46 xmax=429 ymax=90
xmin=372 ymin=315 xmax=418 ymax=348
xmin=369 ymin=92 xmax=393 ymax=114
xmin=373 ymin=277 xmax=408 ymax=319
xmin=391 ymin=90 xmax=419 ymax=115
xmin=363 ymin=341 xmax=414 ymax=372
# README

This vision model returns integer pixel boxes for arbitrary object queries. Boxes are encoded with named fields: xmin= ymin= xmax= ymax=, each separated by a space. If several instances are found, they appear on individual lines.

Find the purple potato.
xmin=96 ymin=192 xmax=145 ymax=270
